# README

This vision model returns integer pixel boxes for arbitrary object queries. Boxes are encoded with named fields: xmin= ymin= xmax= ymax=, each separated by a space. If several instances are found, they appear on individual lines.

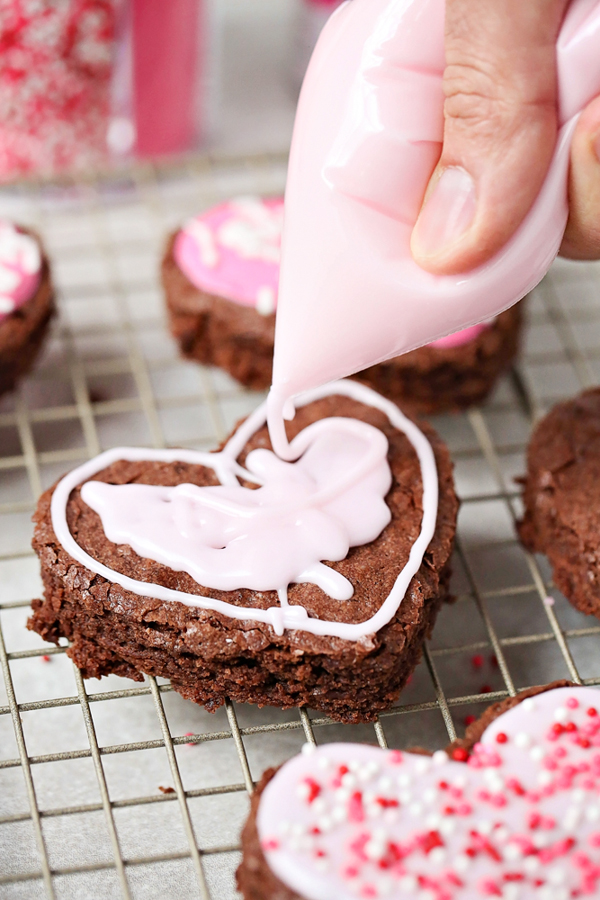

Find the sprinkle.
xmin=41 ymin=655 xmax=51 ymax=663
xmin=465 ymin=715 xmax=476 ymax=726
xmin=471 ymin=654 xmax=485 ymax=669
xmin=480 ymin=685 xmax=493 ymax=694
xmin=452 ymin=748 xmax=469 ymax=762
xmin=495 ymin=733 xmax=508 ymax=745
xmin=301 ymin=743 xmax=316 ymax=756
xmin=185 ymin=732 xmax=195 ymax=747
xmin=566 ymin=697 xmax=579 ymax=710
xmin=543 ymin=595 xmax=555 ymax=606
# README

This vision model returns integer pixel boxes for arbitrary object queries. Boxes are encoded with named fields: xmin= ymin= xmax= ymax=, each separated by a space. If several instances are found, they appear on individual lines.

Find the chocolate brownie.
xmin=518 ymin=387 xmax=600 ymax=619
xmin=357 ymin=303 xmax=524 ymax=416
xmin=237 ymin=680 xmax=576 ymax=900
xmin=0 ymin=228 xmax=54 ymax=399
xmin=161 ymin=197 xmax=280 ymax=390
xmin=29 ymin=392 xmax=458 ymax=724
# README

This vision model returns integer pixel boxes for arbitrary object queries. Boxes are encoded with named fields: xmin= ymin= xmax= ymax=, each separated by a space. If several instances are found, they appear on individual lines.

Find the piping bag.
xmin=268 ymin=0 xmax=600 ymax=457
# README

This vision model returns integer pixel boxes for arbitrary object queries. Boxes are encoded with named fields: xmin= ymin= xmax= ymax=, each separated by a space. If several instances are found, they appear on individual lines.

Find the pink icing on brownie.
xmin=0 ymin=223 xmax=42 ymax=323
xmin=173 ymin=196 xmax=284 ymax=316
xmin=257 ymin=686 xmax=600 ymax=900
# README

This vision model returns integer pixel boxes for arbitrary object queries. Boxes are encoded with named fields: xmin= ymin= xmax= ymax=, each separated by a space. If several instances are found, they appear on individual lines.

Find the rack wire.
xmin=1 ymin=152 xmax=599 ymax=899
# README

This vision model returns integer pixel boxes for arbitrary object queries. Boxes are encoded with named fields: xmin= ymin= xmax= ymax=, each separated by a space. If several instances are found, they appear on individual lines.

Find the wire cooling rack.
xmin=1 ymin=153 xmax=600 ymax=900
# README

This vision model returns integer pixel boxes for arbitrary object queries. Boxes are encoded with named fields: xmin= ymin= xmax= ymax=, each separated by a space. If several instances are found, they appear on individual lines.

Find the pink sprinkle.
xmin=348 ymin=791 xmax=365 ymax=823
xmin=589 ymin=833 xmax=600 ymax=848
xmin=567 ymin=697 xmax=579 ymax=709
xmin=389 ymin=750 xmax=403 ymax=765
xmin=261 ymin=838 xmax=279 ymax=851
xmin=185 ymin=732 xmax=195 ymax=747
xmin=543 ymin=595 xmax=555 ymax=606
xmin=41 ymin=655 xmax=51 ymax=663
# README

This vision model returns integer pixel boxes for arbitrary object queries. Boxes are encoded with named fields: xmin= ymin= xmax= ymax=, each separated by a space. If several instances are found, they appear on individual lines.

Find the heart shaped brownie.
xmin=242 ymin=685 xmax=600 ymax=899
xmin=29 ymin=381 xmax=458 ymax=723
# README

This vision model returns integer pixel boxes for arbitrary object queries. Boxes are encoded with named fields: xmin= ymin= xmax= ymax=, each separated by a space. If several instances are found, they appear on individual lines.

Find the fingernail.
xmin=412 ymin=167 xmax=477 ymax=259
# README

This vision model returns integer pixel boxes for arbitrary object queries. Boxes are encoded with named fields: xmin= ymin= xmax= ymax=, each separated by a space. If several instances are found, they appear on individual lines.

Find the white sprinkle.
xmin=538 ymin=770 xmax=553 ymax=786
xmin=399 ymin=790 xmax=412 ymax=804
xmin=432 ymin=750 xmax=448 ymax=766
xmin=429 ymin=847 xmax=446 ymax=865
xmin=364 ymin=840 xmax=385 ymax=861
xmin=301 ymin=743 xmax=316 ymax=756
xmin=317 ymin=756 xmax=330 ymax=770
xmin=564 ymin=808 xmax=582 ymax=831
xmin=571 ymin=788 xmax=586 ymax=804
xmin=415 ymin=758 xmax=431 ymax=774
xmin=586 ymin=805 xmax=600 ymax=822
xmin=452 ymin=774 xmax=467 ymax=789
xmin=332 ymin=806 xmax=345 ymax=823
xmin=291 ymin=823 xmax=304 ymax=836
xmin=454 ymin=854 xmax=471 ymax=873
xmin=409 ymin=803 xmax=423 ymax=817
xmin=378 ymin=776 xmax=393 ymax=792
xmin=495 ymin=826 xmax=510 ymax=843
xmin=398 ymin=876 xmax=418 ymax=892
xmin=504 ymin=844 xmax=522 ymax=861
xmin=523 ymin=856 xmax=541 ymax=874
xmin=341 ymin=773 xmax=357 ymax=788
xmin=553 ymin=707 xmax=569 ymax=723
xmin=397 ymin=773 xmax=413 ymax=788
xmin=426 ymin=813 xmax=442 ymax=829
xmin=530 ymin=746 xmax=544 ymax=762
xmin=514 ymin=732 xmax=531 ymax=749
xmin=439 ymin=819 xmax=456 ymax=837
xmin=348 ymin=759 xmax=361 ymax=772
xmin=478 ymin=820 xmax=493 ymax=835
xmin=317 ymin=816 xmax=333 ymax=832
xmin=312 ymin=798 xmax=326 ymax=815
xmin=423 ymin=788 xmax=438 ymax=805
xmin=335 ymin=788 xmax=351 ymax=803
xmin=522 ymin=698 xmax=536 ymax=712
xmin=256 ymin=285 xmax=276 ymax=316
xmin=503 ymin=885 xmax=520 ymax=900
xmin=547 ymin=867 xmax=567 ymax=885
xmin=0 ymin=295 xmax=15 ymax=314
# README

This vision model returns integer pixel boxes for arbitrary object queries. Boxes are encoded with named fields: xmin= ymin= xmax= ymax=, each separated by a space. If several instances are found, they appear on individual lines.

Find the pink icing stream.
xmin=0 ymin=222 xmax=41 ymax=322
xmin=50 ymin=380 xmax=438 ymax=641
xmin=258 ymin=686 xmax=600 ymax=900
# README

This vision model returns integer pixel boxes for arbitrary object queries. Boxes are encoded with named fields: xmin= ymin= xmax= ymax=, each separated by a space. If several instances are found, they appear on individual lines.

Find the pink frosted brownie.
xmin=0 ymin=223 xmax=54 ymax=398
xmin=162 ymin=194 xmax=523 ymax=404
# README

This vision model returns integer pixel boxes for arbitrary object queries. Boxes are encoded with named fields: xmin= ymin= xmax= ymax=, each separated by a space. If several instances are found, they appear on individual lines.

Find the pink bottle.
xmin=109 ymin=0 xmax=213 ymax=159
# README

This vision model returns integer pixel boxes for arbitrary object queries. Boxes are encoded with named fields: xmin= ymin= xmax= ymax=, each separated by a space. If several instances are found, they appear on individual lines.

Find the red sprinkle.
xmin=452 ymin=748 xmax=469 ymax=762
xmin=480 ymin=685 xmax=493 ymax=694
xmin=41 ymin=655 xmax=51 ymax=663
xmin=588 ymin=708 xmax=598 ymax=717
xmin=495 ymin=733 xmax=508 ymax=744
xmin=471 ymin=654 xmax=484 ymax=669
xmin=464 ymin=715 xmax=476 ymax=726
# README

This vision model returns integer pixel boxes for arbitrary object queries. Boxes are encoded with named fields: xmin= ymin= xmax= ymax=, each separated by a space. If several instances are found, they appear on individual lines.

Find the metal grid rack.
xmin=1 ymin=153 xmax=600 ymax=900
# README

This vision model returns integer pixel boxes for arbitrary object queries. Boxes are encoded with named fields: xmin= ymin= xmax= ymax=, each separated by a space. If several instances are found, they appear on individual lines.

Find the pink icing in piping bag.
xmin=268 ymin=0 xmax=600 ymax=457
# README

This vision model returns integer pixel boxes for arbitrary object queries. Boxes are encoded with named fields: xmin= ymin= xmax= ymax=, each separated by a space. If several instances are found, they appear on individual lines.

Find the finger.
xmin=411 ymin=0 xmax=569 ymax=276
xmin=560 ymin=94 xmax=600 ymax=260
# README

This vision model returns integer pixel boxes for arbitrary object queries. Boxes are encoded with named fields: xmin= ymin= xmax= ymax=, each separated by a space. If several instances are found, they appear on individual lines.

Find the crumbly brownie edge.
xmin=161 ymin=232 xmax=275 ymax=390
xmin=518 ymin=387 xmax=600 ymax=619
xmin=236 ymin=679 xmax=574 ymax=900
xmin=0 ymin=244 xmax=55 ymax=398
xmin=357 ymin=303 xmax=523 ymax=415
xmin=29 ymin=397 xmax=458 ymax=724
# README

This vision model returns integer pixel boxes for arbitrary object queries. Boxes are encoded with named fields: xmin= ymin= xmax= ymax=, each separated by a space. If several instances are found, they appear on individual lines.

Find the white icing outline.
xmin=50 ymin=380 xmax=438 ymax=641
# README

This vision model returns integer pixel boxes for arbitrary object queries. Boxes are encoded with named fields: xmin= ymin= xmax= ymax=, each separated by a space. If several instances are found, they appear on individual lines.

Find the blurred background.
xmin=0 ymin=0 xmax=345 ymax=182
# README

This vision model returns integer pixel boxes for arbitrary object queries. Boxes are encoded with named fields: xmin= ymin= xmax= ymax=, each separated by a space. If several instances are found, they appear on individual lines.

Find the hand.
xmin=410 ymin=0 xmax=600 ymax=274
